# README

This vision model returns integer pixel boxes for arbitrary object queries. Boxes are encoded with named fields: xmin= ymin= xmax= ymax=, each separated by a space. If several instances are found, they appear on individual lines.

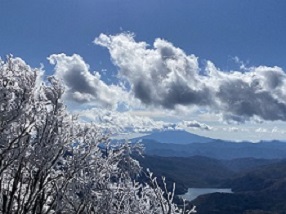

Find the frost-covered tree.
xmin=0 ymin=56 xmax=196 ymax=214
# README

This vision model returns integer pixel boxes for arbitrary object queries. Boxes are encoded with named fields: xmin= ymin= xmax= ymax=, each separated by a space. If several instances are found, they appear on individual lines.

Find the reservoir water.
xmin=179 ymin=188 xmax=233 ymax=201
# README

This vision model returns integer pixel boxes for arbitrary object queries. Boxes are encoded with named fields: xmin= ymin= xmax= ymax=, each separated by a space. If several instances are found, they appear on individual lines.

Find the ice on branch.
xmin=0 ymin=56 xmax=195 ymax=214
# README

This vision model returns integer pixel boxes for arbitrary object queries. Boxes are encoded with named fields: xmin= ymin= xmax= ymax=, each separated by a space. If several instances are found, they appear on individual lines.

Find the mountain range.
xmin=135 ymin=154 xmax=286 ymax=213
xmin=130 ymin=130 xmax=286 ymax=213
xmin=131 ymin=130 xmax=214 ymax=144
xmin=193 ymin=159 xmax=286 ymax=214
xmin=130 ymin=130 xmax=286 ymax=160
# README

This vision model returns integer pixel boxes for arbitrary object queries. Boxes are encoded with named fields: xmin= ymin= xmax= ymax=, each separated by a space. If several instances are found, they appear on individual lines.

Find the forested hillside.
xmin=136 ymin=154 xmax=286 ymax=213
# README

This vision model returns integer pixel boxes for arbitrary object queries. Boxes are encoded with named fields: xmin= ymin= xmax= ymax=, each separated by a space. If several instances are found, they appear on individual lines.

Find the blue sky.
xmin=1 ymin=0 xmax=286 ymax=141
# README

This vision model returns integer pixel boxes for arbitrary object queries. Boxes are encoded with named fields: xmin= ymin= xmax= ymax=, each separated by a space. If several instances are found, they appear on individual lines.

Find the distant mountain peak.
xmin=132 ymin=130 xmax=214 ymax=144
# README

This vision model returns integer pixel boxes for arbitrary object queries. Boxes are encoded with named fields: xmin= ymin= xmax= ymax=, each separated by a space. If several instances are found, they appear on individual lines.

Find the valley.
xmin=131 ymin=130 xmax=286 ymax=213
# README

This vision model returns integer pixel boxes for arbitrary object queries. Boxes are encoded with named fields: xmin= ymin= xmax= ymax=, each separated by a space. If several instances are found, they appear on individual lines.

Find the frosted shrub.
xmin=0 ymin=56 xmax=195 ymax=214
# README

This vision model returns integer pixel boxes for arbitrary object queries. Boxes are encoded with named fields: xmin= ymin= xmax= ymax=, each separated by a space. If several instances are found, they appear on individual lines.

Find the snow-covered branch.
xmin=0 ymin=56 xmax=195 ymax=214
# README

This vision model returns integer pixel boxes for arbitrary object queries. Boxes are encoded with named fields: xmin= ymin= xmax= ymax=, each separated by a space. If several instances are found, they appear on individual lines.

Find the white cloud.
xmin=255 ymin=128 xmax=268 ymax=133
xmin=95 ymin=33 xmax=286 ymax=123
xmin=78 ymin=108 xmax=170 ymax=134
xmin=271 ymin=127 xmax=279 ymax=133
xmin=48 ymin=53 xmax=128 ymax=109
xmin=211 ymin=64 xmax=286 ymax=122
xmin=78 ymin=108 xmax=212 ymax=135
xmin=221 ymin=126 xmax=250 ymax=133
xmin=95 ymin=33 xmax=212 ymax=109
xmin=177 ymin=120 xmax=212 ymax=131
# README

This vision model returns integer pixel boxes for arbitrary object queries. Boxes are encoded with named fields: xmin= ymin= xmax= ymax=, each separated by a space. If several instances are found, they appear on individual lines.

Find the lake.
xmin=179 ymin=188 xmax=233 ymax=201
